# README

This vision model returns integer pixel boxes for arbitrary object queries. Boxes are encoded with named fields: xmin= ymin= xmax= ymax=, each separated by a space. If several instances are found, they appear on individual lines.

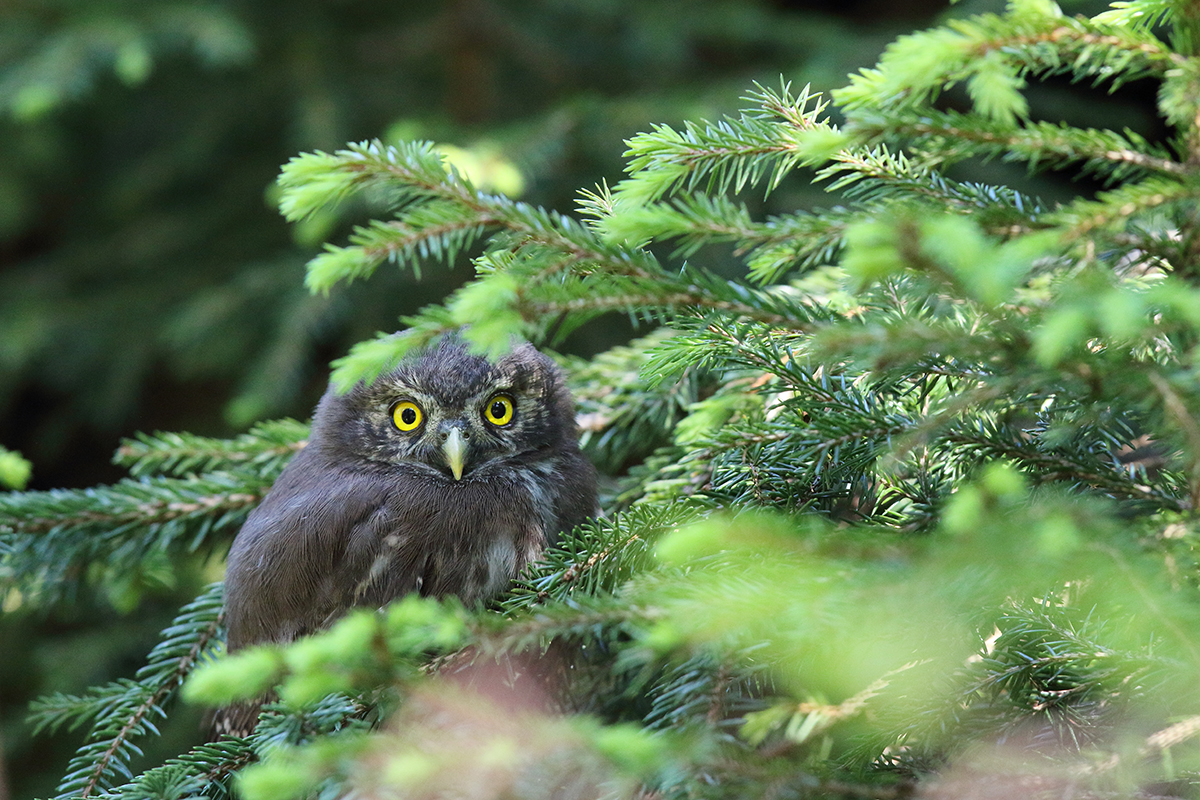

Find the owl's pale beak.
xmin=442 ymin=427 xmax=468 ymax=481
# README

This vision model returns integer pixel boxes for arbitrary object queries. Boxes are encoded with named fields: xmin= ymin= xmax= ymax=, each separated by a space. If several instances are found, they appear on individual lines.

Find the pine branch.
xmin=113 ymin=419 xmax=307 ymax=479
xmin=847 ymin=108 xmax=1182 ymax=183
xmin=610 ymin=82 xmax=831 ymax=205
xmin=1052 ymin=175 xmax=1200 ymax=238
xmin=564 ymin=330 xmax=707 ymax=473
xmin=942 ymin=423 xmax=1187 ymax=511
xmin=44 ymin=583 xmax=224 ymax=799
xmin=504 ymin=503 xmax=700 ymax=611
xmin=1 ymin=472 xmax=267 ymax=604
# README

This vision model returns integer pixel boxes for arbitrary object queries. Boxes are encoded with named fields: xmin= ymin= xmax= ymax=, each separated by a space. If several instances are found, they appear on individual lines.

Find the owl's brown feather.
xmin=213 ymin=333 xmax=597 ymax=737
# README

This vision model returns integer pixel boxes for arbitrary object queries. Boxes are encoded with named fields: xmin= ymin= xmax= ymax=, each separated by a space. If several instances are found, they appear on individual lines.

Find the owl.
xmin=215 ymin=332 xmax=597 ymax=735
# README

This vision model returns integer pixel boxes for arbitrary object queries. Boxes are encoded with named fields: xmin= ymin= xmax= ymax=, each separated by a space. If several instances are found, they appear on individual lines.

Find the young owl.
xmin=216 ymin=333 xmax=597 ymax=735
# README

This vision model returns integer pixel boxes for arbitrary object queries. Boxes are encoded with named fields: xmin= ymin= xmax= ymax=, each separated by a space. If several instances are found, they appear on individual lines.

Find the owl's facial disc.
xmin=333 ymin=336 xmax=563 ymax=479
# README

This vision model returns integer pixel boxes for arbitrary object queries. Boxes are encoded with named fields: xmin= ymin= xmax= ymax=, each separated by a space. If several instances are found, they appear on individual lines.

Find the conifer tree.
xmin=6 ymin=1 xmax=1200 ymax=798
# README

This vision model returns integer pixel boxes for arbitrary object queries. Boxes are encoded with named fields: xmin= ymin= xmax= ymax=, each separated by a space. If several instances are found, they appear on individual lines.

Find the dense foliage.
xmin=7 ymin=0 xmax=1200 ymax=798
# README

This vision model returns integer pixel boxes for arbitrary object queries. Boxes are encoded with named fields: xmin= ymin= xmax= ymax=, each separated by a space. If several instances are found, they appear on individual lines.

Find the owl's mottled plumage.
xmin=216 ymin=333 xmax=596 ymax=735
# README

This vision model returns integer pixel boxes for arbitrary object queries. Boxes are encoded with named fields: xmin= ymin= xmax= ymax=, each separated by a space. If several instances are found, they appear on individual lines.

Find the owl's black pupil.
xmin=400 ymin=407 xmax=417 ymax=425
xmin=491 ymin=400 xmax=507 ymax=418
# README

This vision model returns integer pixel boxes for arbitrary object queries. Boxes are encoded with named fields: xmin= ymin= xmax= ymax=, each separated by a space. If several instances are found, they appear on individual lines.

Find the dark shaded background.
xmin=2 ymin=0 xmax=1163 ymax=796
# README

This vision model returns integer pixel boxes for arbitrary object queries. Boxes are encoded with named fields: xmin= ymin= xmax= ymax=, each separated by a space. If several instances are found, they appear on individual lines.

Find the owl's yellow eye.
xmin=483 ymin=394 xmax=515 ymax=426
xmin=391 ymin=400 xmax=423 ymax=432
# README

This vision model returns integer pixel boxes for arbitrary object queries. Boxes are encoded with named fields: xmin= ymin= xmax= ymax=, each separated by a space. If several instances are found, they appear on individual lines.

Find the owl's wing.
xmin=222 ymin=448 xmax=420 ymax=651
xmin=549 ymin=448 xmax=600 ymax=539
xmin=214 ymin=451 xmax=422 ymax=739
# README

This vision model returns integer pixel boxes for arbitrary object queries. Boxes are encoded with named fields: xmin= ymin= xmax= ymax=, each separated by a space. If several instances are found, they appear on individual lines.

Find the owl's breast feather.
xmin=342 ymin=466 xmax=546 ymax=607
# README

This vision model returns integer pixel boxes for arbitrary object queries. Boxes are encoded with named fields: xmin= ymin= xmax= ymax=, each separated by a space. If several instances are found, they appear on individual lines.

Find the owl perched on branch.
xmin=214 ymin=333 xmax=597 ymax=736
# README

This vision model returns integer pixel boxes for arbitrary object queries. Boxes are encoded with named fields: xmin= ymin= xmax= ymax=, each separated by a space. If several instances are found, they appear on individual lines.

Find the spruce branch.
xmin=942 ymin=424 xmax=1186 ymax=511
xmin=28 ymin=681 xmax=147 ymax=739
xmin=819 ymin=145 xmax=1048 ymax=224
xmin=565 ymin=330 xmax=706 ymax=473
xmin=1053 ymin=175 xmax=1200 ymax=238
xmin=521 ymin=291 xmax=805 ymax=330
xmin=1159 ymin=57 xmax=1200 ymax=139
xmin=440 ymin=596 xmax=666 ymax=677
xmin=114 ymin=420 xmax=306 ymax=479
xmin=884 ymin=601 xmax=1174 ymax=764
xmin=0 ymin=473 xmax=264 ymax=536
xmin=95 ymin=741 xmax=253 ymax=800
xmin=41 ymin=584 xmax=224 ymax=799
xmin=610 ymin=82 xmax=831 ymax=205
xmin=505 ymin=503 xmax=699 ymax=611
xmin=1092 ymin=1 xmax=1175 ymax=35
xmin=960 ymin=14 xmax=1182 ymax=84
xmin=282 ymin=140 xmax=667 ymax=297
xmin=308 ymin=210 xmax=495 ymax=287
xmin=1147 ymin=370 xmax=1200 ymax=509
xmin=97 ymin=697 xmax=368 ymax=800
xmin=837 ymin=6 xmax=1179 ymax=120
xmin=645 ymin=653 xmax=769 ymax=743
xmin=21 ymin=4 xmax=1200 ymax=798
xmin=1 ymin=473 xmax=267 ymax=604
xmin=847 ymin=108 xmax=1182 ymax=182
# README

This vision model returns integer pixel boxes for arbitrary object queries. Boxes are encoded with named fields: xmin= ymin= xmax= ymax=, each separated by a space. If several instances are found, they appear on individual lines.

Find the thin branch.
xmin=943 ymin=428 xmax=1186 ymax=510
xmin=79 ymin=614 xmax=221 ymax=798
xmin=532 ymin=529 xmax=645 ymax=603
xmin=5 ymin=488 xmax=262 ymax=536
xmin=898 ymin=120 xmax=1187 ymax=177
xmin=522 ymin=294 xmax=806 ymax=329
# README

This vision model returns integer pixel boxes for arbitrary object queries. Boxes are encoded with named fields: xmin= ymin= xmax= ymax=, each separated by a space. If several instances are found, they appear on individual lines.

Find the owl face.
xmin=312 ymin=335 xmax=572 ymax=482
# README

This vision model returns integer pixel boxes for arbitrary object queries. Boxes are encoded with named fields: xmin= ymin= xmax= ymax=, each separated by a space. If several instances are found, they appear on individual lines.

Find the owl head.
xmin=309 ymin=333 xmax=578 ymax=481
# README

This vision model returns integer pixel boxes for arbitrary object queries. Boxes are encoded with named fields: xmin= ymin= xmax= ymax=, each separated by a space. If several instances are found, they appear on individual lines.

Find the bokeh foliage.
xmin=9 ymin=0 xmax=1200 ymax=798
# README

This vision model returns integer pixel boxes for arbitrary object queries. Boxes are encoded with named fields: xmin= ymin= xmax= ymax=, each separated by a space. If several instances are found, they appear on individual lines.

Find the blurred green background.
xmin=2 ymin=0 xmax=1164 ymax=796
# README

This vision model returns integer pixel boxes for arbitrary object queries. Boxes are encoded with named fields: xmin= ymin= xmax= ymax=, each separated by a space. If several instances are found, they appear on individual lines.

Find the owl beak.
xmin=442 ymin=427 xmax=468 ymax=481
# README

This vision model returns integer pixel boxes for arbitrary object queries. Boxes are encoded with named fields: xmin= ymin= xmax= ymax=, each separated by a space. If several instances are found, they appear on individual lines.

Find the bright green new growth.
xmin=9 ymin=0 xmax=1200 ymax=797
xmin=0 ymin=445 xmax=32 ymax=490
